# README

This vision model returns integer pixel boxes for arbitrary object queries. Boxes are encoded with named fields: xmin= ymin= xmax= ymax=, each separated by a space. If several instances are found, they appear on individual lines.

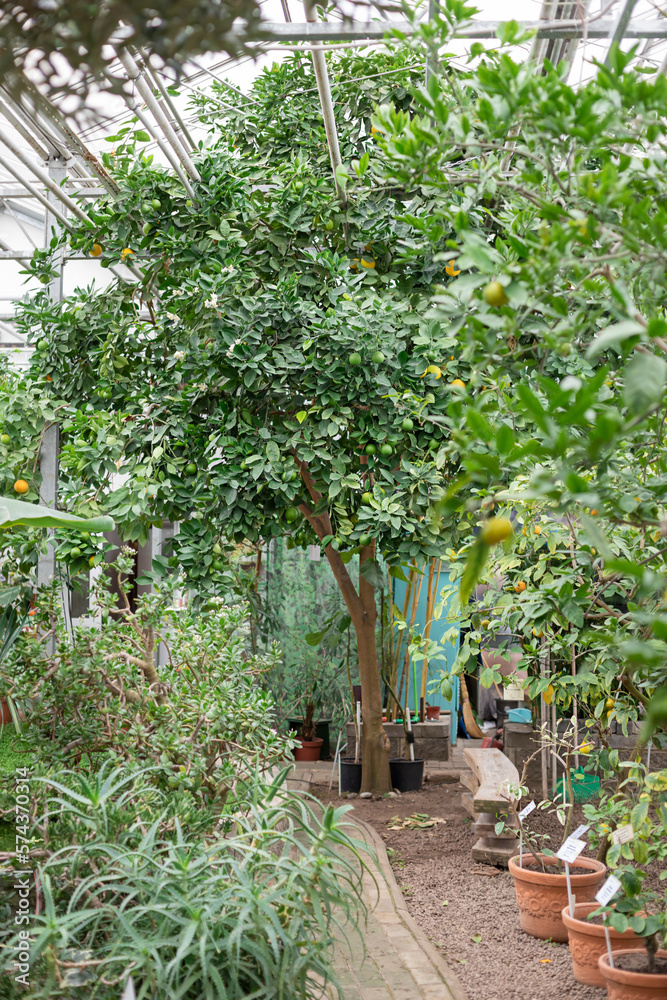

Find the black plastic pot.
xmin=287 ymin=718 xmax=331 ymax=758
xmin=389 ymin=757 xmax=425 ymax=792
xmin=339 ymin=757 xmax=362 ymax=794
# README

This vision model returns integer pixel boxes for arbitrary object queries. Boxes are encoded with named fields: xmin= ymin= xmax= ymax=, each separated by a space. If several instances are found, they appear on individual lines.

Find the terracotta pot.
xmin=562 ymin=903 xmax=643 ymax=986
xmin=293 ymin=737 xmax=323 ymax=762
xmin=599 ymin=948 xmax=667 ymax=999
xmin=426 ymin=705 xmax=441 ymax=720
xmin=508 ymin=853 xmax=607 ymax=942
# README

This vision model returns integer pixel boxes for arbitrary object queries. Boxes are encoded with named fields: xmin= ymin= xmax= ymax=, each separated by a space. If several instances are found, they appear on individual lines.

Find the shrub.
xmin=0 ymin=764 xmax=371 ymax=999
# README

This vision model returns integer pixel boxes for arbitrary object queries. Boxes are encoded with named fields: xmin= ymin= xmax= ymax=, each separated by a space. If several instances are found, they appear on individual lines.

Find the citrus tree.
xmin=369 ymin=5 xmax=667 ymax=744
xmin=18 ymin=47 xmax=474 ymax=793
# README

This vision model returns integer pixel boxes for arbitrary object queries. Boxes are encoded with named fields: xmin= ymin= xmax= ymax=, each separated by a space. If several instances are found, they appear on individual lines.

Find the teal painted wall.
xmin=392 ymin=564 xmax=460 ymax=745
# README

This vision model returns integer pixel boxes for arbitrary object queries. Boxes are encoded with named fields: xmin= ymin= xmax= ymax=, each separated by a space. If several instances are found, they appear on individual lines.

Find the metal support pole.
xmin=604 ymin=0 xmax=639 ymax=65
xmin=0 ymin=124 xmax=92 ymax=227
xmin=138 ymin=52 xmax=197 ymax=153
xmin=303 ymin=1 xmax=346 ymax=205
xmin=424 ymin=0 xmax=439 ymax=87
xmin=0 ymin=151 xmax=74 ymax=234
xmin=119 ymin=94 xmax=197 ymax=201
xmin=116 ymin=48 xmax=200 ymax=182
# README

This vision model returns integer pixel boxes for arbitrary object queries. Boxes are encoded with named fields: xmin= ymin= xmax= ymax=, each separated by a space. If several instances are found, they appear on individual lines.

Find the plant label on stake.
xmin=518 ymin=800 xmax=536 ymax=821
xmin=611 ymin=824 xmax=634 ymax=845
xmin=595 ymin=874 xmax=622 ymax=906
xmin=517 ymin=800 xmax=535 ymax=867
xmin=571 ymin=823 xmax=590 ymax=840
xmin=556 ymin=837 xmax=586 ymax=917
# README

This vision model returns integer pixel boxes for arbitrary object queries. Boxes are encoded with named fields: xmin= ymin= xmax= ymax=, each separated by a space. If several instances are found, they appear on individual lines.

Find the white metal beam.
xmin=234 ymin=19 xmax=667 ymax=41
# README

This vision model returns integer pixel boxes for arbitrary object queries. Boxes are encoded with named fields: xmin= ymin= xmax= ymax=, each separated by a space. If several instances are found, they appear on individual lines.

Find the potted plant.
xmin=383 ymin=670 xmax=424 ymax=793
xmin=503 ymin=729 xmax=607 ymax=942
xmin=425 ymin=704 xmax=441 ymax=721
xmin=292 ymin=667 xmax=324 ymax=763
xmin=587 ymin=767 xmax=667 ymax=997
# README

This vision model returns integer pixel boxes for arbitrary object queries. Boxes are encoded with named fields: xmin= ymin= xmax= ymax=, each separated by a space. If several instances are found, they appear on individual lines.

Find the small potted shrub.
xmin=504 ymin=728 xmax=606 ymax=942
xmin=588 ymin=768 xmax=667 ymax=997
xmin=292 ymin=675 xmax=324 ymax=763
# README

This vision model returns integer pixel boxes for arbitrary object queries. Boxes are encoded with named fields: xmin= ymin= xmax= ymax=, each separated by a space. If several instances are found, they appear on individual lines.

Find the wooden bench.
xmin=462 ymin=747 xmax=520 ymax=866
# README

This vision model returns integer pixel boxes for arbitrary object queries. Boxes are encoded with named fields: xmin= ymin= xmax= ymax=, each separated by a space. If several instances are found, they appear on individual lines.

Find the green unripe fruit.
xmin=286 ymin=537 xmax=296 ymax=549
xmin=69 ymin=547 xmax=82 ymax=559
xmin=142 ymin=222 xmax=151 ymax=235
xmin=212 ymin=542 xmax=223 ymax=555
xmin=185 ymin=463 xmax=197 ymax=475
xmin=151 ymin=199 xmax=162 ymax=210
xmin=240 ymin=460 xmax=247 ymax=470
xmin=39 ymin=274 xmax=50 ymax=284
xmin=212 ymin=559 xmax=225 ymax=571
xmin=285 ymin=507 xmax=299 ymax=522
xmin=293 ymin=181 xmax=304 ymax=192
xmin=483 ymin=281 xmax=508 ymax=307
xmin=358 ymin=534 xmax=372 ymax=547
xmin=362 ymin=492 xmax=373 ymax=504
xmin=36 ymin=339 xmax=48 ymax=352
xmin=0 ymin=434 xmax=10 ymax=445
xmin=380 ymin=444 xmax=392 ymax=457
xmin=401 ymin=418 xmax=414 ymax=432
xmin=141 ymin=202 xmax=152 ymax=214
xmin=89 ymin=555 xmax=96 ymax=566
xmin=325 ymin=219 xmax=334 ymax=231
xmin=558 ymin=343 xmax=573 ymax=356
xmin=186 ymin=199 xmax=193 ymax=208
xmin=349 ymin=353 xmax=362 ymax=366
xmin=365 ymin=443 xmax=376 ymax=455
xmin=371 ymin=350 xmax=385 ymax=364
xmin=428 ymin=439 xmax=439 ymax=451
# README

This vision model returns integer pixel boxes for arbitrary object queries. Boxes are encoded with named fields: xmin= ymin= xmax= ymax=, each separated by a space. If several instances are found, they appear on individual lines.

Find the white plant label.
xmin=556 ymin=837 xmax=586 ymax=864
xmin=596 ymin=874 xmax=622 ymax=906
xmin=518 ymin=800 xmax=536 ymax=821
xmin=611 ymin=824 xmax=634 ymax=845
xmin=571 ymin=823 xmax=590 ymax=840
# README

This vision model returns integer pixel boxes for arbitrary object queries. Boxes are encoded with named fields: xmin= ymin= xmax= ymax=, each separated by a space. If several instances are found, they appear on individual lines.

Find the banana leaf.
xmin=0 ymin=498 xmax=113 ymax=532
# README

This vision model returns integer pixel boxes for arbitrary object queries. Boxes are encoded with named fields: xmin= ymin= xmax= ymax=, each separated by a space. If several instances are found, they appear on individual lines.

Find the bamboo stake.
xmin=420 ymin=557 xmax=443 ymax=720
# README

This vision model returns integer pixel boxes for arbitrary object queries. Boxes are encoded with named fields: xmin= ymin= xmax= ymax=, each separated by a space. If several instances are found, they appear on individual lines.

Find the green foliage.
xmin=584 ymin=766 xmax=667 ymax=962
xmin=2 ymin=550 xmax=290 ymax=804
xmin=0 ymin=0 xmax=265 ymax=110
xmin=0 ymin=764 xmax=371 ymax=999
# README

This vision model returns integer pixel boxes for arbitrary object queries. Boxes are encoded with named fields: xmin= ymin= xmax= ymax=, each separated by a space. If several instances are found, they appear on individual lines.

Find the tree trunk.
xmin=294 ymin=457 xmax=391 ymax=793
xmin=354 ymin=608 xmax=392 ymax=794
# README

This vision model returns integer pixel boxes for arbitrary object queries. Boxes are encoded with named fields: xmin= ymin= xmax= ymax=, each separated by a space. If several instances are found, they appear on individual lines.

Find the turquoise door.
xmin=392 ymin=564 xmax=460 ymax=745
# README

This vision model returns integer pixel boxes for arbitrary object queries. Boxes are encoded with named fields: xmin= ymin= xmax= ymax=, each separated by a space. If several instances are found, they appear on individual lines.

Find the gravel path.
xmin=316 ymin=782 xmax=602 ymax=1000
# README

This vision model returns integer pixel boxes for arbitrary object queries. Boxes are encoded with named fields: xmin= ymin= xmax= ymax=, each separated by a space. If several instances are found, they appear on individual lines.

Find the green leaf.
xmin=359 ymin=557 xmax=385 ymax=590
xmin=459 ymin=536 xmax=489 ymax=606
xmin=623 ymin=353 xmax=667 ymax=413
xmin=296 ymin=411 xmax=307 ymax=424
xmin=265 ymin=441 xmax=280 ymax=464
xmin=586 ymin=320 xmax=645 ymax=358
xmin=0 ymin=500 xmax=113 ymax=533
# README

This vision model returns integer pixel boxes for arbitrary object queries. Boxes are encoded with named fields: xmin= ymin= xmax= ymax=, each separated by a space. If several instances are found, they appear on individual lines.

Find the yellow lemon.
xmin=361 ymin=258 xmax=375 ymax=269
xmin=445 ymin=260 xmax=461 ymax=276
xmin=578 ymin=741 xmax=593 ymax=755
xmin=121 ymin=248 xmax=134 ymax=259
xmin=90 ymin=244 xmax=103 ymax=257
xmin=422 ymin=364 xmax=442 ymax=379
xmin=13 ymin=479 xmax=29 ymax=494
xmin=450 ymin=378 xmax=465 ymax=389
xmin=481 ymin=517 xmax=513 ymax=545
xmin=543 ymin=684 xmax=554 ymax=705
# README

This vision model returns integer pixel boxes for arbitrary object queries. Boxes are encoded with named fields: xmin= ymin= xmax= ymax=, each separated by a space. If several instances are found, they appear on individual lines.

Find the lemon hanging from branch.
xmin=421 ymin=364 xmax=442 ymax=379
xmin=445 ymin=260 xmax=461 ymax=276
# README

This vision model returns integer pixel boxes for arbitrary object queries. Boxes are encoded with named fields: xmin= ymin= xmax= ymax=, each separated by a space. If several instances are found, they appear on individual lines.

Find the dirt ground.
xmin=314 ymin=779 xmax=604 ymax=1000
